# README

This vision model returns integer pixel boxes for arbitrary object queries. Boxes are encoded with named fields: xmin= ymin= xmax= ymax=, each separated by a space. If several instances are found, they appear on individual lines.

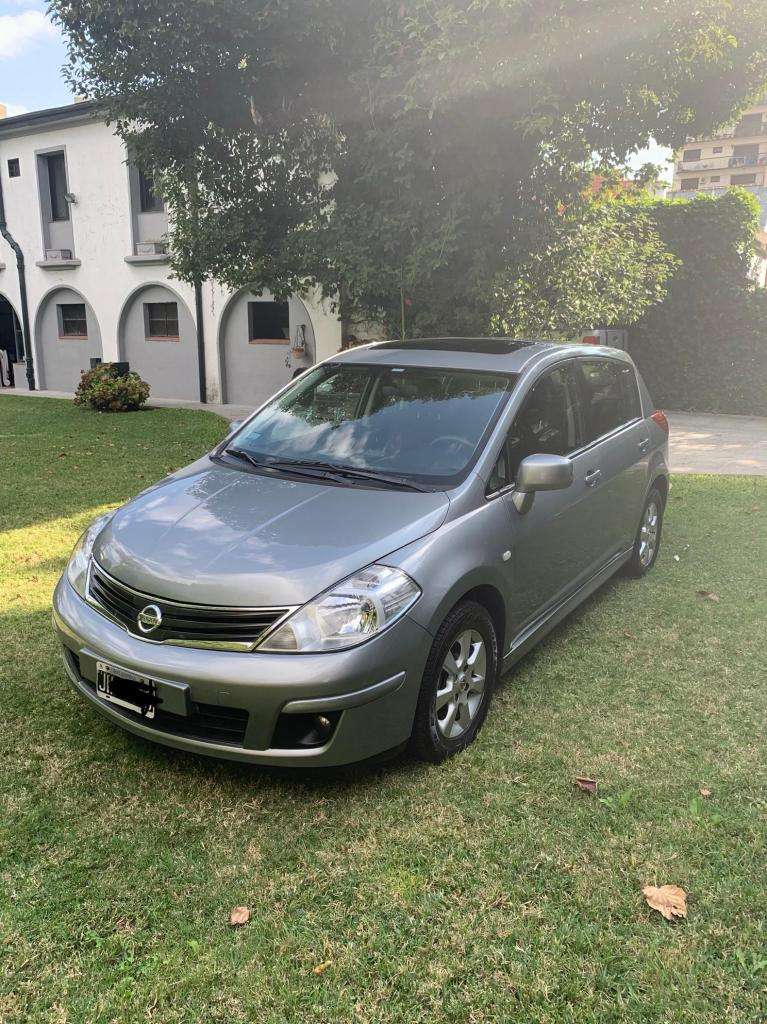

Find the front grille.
xmin=87 ymin=560 xmax=291 ymax=651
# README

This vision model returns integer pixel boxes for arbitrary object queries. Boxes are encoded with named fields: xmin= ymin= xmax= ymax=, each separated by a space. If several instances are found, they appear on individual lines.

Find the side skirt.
xmin=501 ymin=548 xmax=633 ymax=672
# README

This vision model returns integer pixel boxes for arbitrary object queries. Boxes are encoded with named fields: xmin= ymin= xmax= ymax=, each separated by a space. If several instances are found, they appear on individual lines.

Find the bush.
xmin=74 ymin=363 xmax=151 ymax=412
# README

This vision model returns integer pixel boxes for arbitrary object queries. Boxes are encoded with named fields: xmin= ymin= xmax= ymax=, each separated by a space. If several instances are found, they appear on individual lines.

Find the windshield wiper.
xmin=280 ymin=460 xmax=429 ymax=492
xmin=225 ymin=447 xmax=268 ymax=470
xmin=225 ymin=449 xmax=428 ymax=491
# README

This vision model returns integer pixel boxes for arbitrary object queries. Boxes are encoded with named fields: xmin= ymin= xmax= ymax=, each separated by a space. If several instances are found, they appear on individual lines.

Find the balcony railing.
xmin=685 ymin=123 xmax=767 ymax=144
xmin=676 ymin=155 xmax=767 ymax=172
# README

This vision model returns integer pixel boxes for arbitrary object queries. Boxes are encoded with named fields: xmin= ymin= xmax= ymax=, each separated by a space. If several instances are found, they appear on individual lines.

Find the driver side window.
xmin=487 ymin=365 xmax=583 ymax=493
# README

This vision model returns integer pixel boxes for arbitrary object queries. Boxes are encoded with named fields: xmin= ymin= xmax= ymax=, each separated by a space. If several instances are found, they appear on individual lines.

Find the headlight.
xmin=258 ymin=564 xmax=421 ymax=653
xmin=66 ymin=512 xmax=114 ymax=597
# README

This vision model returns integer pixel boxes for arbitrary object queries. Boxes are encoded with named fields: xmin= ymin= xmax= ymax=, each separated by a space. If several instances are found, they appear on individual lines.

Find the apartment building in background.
xmin=672 ymin=96 xmax=767 ymax=287
xmin=0 ymin=100 xmax=342 ymax=400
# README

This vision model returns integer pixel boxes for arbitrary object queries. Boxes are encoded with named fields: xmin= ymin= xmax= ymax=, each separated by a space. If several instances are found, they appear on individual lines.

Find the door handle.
xmin=638 ymin=437 xmax=650 ymax=454
xmin=584 ymin=468 xmax=602 ymax=487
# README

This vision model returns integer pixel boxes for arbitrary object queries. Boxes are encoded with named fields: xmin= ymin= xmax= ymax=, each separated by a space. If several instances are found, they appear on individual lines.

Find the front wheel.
xmin=409 ymin=601 xmax=498 ymax=763
xmin=624 ymin=486 xmax=665 ymax=577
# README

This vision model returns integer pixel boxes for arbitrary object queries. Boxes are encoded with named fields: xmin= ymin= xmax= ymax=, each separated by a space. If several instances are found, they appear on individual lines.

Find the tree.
xmin=52 ymin=0 xmax=767 ymax=335
xmin=495 ymin=190 xmax=679 ymax=338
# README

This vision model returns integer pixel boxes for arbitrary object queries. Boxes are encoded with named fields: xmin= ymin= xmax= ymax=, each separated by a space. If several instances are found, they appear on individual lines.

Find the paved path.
xmin=3 ymin=387 xmax=766 ymax=476
xmin=667 ymin=412 xmax=767 ymax=477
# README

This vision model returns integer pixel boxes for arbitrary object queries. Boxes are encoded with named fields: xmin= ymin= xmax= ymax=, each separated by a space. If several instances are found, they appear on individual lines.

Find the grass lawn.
xmin=1 ymin=393 xmax=766 ymax=1024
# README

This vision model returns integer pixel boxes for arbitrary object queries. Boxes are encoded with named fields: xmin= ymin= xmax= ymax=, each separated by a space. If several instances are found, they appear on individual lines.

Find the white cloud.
xmin=0 ymin=10 xmax=56 ymax=60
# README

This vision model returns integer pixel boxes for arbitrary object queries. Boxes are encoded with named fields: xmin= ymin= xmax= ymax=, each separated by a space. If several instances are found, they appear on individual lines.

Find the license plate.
xmin=96 ymin=661 xmax=158 ymax=720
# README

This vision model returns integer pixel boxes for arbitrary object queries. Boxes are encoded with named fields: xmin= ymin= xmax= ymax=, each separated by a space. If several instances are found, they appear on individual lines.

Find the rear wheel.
xmin=624 ymin=486 xmax=665 ymax=577
xmin=409 ymin=601 xmax=498 ymax=763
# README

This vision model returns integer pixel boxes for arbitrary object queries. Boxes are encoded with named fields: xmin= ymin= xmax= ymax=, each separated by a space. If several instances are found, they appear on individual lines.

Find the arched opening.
xmin=118 ymin=283 xmax=198 ymax=401
xmin=34 ymin=287 xmax=103 ymax=392
xmin=218 ymin=288 xmax=316 ymax=407
xmin=0 ymin=294 xmax=22 ymax=387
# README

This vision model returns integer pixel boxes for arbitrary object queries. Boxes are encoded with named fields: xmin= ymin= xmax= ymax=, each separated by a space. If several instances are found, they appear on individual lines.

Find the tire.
xmin=623 ymin=485 xmax=665 ymax=578
xmin=409 ymin=600 xmax=498 ymax=763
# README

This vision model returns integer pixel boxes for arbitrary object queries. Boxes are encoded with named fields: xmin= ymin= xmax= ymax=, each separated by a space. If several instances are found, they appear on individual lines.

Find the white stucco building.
xmin=0 ymin=100 xmax=343 ymax=403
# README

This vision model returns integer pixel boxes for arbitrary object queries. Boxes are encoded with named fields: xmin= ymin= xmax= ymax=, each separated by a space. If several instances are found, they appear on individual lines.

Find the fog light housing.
xmin=270 ymin=711 xmax=341 ymax=750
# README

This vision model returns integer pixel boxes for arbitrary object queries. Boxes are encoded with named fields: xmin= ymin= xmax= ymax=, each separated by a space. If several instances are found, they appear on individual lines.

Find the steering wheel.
xmin=429 ymin=435 xmax=474 ymax=453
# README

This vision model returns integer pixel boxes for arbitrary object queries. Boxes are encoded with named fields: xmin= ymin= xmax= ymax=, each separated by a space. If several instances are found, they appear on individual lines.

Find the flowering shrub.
xmin=74 ymin=363 xmax=151 ymax=412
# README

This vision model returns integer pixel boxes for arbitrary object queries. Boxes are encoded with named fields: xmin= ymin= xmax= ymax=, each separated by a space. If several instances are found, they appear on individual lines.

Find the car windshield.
xmin=226 ymin=362 xmax=516 ymax=486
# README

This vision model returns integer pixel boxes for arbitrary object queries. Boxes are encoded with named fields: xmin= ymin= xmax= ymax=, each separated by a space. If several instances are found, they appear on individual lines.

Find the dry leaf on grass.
xmin=574 ymin=777 xmax=598 ymax=795
xmin=642 ymin=885 xmax=687 ymax=921
xmin=313 ymin=961 xmax=332 ymax=975
xmin=229 ymin=906 xmax=251 ymax=927
xmin=696 ymin=590 xmax=720 ymax=602
xmin=699 ymin=787 xmax=712 ymax=798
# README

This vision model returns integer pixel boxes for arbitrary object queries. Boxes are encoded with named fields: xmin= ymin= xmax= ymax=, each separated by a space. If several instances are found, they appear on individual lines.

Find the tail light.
xmin=651 ymin=410 xmax=669 ymax=435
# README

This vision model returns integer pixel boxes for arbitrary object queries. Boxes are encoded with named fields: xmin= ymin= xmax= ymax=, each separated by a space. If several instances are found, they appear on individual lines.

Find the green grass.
xmin=1 ymin=394 xmax=766 ymax=1024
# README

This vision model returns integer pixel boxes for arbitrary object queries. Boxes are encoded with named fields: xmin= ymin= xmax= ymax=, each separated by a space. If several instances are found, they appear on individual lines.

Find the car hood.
xmin=93 ymin=461 xmax=449 ymax=607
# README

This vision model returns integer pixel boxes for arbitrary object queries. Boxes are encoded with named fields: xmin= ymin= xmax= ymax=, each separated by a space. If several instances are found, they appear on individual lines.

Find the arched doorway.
xmin=0 ymin=294 xmax=22 ymax=386
xmin=118 ymin=284 xmax=198 ymax=400
xmin=34 ymin=287 xmax=103 ymax=391
xmin=219 ymin=290 xmax=316 ymax=406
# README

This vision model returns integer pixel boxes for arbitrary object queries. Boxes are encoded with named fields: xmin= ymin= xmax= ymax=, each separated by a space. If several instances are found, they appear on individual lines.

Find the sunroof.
xmin=375 ymin=338 xmax=538 ymax=354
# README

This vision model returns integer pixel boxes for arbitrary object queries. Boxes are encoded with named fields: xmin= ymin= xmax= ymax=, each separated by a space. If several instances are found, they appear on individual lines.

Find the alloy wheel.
xmin=639 ymin=500 xmax=660 ymax=567
xmin=435 ymin=629 xmax=487 ymax=739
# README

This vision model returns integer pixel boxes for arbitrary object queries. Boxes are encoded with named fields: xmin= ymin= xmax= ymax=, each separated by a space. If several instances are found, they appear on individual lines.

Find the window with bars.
xmin=57 ymin=303 xmax=88 ymax=338
xmin=144 ymin=302 xmax=179 ymax=339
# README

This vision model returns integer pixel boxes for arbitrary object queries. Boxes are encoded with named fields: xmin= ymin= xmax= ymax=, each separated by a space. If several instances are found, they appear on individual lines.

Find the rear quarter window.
xmin=578 ymin=359 xmax=641 ymax=442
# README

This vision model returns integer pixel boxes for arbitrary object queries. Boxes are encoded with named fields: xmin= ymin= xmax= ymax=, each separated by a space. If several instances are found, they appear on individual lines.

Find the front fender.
xmin=385 ymin=497 xmax=513 ymax=640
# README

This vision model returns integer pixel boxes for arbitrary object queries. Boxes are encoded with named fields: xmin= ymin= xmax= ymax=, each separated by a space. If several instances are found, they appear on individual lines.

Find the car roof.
xmin=331 ymin=338 xmax=632 ymax=375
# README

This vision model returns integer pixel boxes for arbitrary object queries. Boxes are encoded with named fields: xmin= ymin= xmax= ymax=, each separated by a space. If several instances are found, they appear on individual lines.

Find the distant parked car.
xmin=54 ymin=339 xmax=669 ymax=766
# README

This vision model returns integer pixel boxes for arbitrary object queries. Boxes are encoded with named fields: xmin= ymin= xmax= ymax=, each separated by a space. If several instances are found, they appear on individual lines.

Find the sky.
xmin=0 ymin=2 xmax=673 ymax=178
xmin=0 ymin=0 xmax=73 ymax=116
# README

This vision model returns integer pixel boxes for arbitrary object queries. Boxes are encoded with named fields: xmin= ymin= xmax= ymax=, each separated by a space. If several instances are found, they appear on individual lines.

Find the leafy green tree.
xmin=53 ymin=0 xmax=767 ymax=335
xmin=495 ymin=191 xmax=679 ymax=338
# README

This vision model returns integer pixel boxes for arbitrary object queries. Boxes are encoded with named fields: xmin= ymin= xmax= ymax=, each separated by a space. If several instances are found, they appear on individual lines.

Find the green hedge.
xmin=631 ymin=289 xmax=767 ymax=415
xmin=630 ymin=190 xmax=767 ymax=416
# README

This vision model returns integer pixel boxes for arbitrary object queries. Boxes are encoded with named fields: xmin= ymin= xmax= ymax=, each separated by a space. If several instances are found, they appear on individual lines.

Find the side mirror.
xmin=228 ymin=419 xmax=243 ymax=435
xmin=512 ymin=454 xmax=573 ymax=514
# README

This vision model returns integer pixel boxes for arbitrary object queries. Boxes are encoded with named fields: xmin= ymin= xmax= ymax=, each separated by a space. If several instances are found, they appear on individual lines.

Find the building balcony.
xmin=677 ymin=155 xmax=767 ymax=172
xmin=686 ymin=124 xmax=767 ymax=144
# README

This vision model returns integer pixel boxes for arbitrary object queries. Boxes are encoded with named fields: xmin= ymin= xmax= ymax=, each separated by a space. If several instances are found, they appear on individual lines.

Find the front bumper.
xmin=52 ymin=576 xmax=432 ymax=767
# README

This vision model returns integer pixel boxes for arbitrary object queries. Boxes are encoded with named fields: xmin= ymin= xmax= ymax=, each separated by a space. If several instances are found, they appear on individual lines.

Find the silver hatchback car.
xmin=54 ymin=339 xmax=669 ymax=766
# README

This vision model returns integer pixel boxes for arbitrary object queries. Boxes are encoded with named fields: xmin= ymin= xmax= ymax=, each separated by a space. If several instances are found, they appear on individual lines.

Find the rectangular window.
xmin=58 ymin=303 xmax=87 ymax=338
xmin=713 ymin=146 xmax=723 ymax=154
xmin=247 ymin=301 xmax=290 ymax=343
xmin=7 ymin=158 xmax=20 ymax=178
xmin=710 ymin=175 xmax=721 ymax=182
xmin=730 ymin=173 xmax=757 ymax=185
xmin=682 ymin=148 xmax=701 ymax=161
xmin=145 ymin=302 xmax=179 ymax=339
xmin=45 ymin=152 xmax=70 ymax=222
xmin=138 ymin=168 xmax=164 ymax=213
xmin=577 ymin=359 xmax=639 ymax=442
xmin=680 ymin=178 xmax=700 ymax=190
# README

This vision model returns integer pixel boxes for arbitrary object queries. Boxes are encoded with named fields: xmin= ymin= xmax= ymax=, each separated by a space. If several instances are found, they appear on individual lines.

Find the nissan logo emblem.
xmin=137 ymin=604 xmax=163 ymax=634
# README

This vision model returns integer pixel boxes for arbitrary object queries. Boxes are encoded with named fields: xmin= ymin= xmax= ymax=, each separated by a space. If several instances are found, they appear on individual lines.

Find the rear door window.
xmin=577 ymin=359 xmax=640 ymax=443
